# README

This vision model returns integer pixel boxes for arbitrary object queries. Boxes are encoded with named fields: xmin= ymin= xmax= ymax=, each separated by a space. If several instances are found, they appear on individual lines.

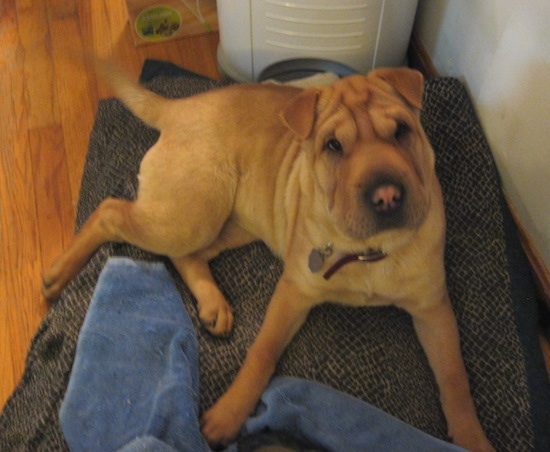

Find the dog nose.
xmin=369 ymin=183 xmax=403 ymax=214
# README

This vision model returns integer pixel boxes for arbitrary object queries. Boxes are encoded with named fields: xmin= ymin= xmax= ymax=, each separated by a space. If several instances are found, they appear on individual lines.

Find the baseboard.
xmin=407 ymin=30 xmax=550 ymax=310
xmin=407 ymin=29 xmax=440 ymax=78
xmin=506 ymin=200 xmax=550 ymax=308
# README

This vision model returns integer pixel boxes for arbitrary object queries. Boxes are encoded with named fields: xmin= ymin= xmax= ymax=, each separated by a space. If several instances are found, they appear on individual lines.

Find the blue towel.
xmin=60 ymin=258 xmax=465 ymax=451
xmin=60 ymin=258 xmax=207 ymax=452
xmin=238 ymin=377 xmax=466 ymax=452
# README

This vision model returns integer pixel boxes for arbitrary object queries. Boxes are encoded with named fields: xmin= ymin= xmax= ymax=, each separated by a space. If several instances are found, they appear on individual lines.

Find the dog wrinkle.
xmin=339 ymin=75 xmax=371 ymax=105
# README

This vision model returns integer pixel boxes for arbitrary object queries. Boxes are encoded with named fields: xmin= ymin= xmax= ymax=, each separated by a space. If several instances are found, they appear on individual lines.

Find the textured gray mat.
xmin=1 ymin=60 xmax=548 ymax=451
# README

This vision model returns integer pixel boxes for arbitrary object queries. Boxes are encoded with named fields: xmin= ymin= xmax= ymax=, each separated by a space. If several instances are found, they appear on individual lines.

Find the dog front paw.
xmin=200 ymin=401 xmax=245 ymax=447
xmin=198 ymin=298 xmax=234 ymax=337
xmin=450 ymin=428 xmax=495 ymax=452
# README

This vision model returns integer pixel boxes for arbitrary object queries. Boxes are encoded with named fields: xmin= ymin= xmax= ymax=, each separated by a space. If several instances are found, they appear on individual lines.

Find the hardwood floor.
xmin=0 ymin=0 xmax=220 ymax=410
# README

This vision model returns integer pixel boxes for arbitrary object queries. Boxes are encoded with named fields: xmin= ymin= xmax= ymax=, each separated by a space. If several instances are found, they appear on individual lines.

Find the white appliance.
xmin=217 ymin=0 xmax=418 ymax=82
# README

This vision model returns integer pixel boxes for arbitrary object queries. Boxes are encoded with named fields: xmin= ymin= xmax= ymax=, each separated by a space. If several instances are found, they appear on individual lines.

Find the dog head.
xmin=281 ymin=68 xmax=436 ymax=241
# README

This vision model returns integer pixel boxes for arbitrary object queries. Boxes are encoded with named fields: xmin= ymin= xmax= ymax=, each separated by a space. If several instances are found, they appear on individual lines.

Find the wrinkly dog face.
xmin=282 ymin=68 xmax=436 ymax=240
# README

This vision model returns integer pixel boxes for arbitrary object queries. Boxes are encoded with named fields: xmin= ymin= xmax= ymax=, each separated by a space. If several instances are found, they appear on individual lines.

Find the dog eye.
xmin=394 ymin=121 xmax=411 ymax=143
xmin=325 ymin=138 xmax=343 ymax=154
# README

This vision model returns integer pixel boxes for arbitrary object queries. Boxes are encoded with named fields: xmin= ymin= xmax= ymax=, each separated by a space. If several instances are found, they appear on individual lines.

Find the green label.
xmin=135 ymin=6 xmax=182 ymax=42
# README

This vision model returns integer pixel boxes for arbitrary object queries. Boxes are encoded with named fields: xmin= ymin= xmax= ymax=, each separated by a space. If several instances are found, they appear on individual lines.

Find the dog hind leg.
xmin=41 ymin=199 xmax=115 ymax=300
xmin=42 ymin=197 xmax=211 ymax=302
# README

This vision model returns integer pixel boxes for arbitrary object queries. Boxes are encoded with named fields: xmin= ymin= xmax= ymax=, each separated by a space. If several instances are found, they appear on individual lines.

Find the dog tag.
xmin=308 ymin=249 xmax=325 ymax=273
xmin=308 ymin=243 xmax=333 ymax=273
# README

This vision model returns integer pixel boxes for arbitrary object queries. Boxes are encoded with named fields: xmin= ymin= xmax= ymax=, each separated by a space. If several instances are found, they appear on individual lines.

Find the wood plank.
xmin=1 ymin=0 xmax=223 ymax=410
xmin=0 ymin=0 xmax=20 ymax=412
xmin=16 ymin=0 xmax=60 ymax=128
xmin=47 ymin=0 xmax=96 ymax=203
xmin=0 ymin=0 xmax=48 ymax=409
xmin=175 ymin=32 xmax=220 ymax=79
xmin=29 ymin=125 xmax=75 ymax=269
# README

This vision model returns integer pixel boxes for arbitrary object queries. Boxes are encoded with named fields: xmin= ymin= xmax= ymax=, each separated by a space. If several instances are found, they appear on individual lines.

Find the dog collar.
xmin=308 ymin=244 xmax=387 ymax=280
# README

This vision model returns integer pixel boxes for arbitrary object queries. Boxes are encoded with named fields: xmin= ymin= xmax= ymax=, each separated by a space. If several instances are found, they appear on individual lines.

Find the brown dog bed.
xmin=1 ymin=60 xmax=548 ymax=451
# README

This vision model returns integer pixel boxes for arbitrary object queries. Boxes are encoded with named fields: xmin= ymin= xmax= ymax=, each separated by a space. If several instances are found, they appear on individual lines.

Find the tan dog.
xmin=42 ymin=65 xmax=494 ymax=451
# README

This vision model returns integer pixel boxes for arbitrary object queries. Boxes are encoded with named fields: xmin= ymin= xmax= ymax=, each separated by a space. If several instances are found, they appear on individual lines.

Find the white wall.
xmin=414 ymin=0 xmax=550 ymax=270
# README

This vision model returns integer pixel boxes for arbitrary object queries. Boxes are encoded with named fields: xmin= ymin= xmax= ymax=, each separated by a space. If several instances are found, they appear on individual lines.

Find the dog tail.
xmin=95 ymin=60 xmax=166 ymax=129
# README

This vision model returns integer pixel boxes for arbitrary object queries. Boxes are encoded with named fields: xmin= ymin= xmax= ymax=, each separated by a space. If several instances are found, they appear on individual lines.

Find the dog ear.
xmin=369 ymin=68 xmax=424 ymax=110
xmin=280 ymin=89 xmax=319 ymax=139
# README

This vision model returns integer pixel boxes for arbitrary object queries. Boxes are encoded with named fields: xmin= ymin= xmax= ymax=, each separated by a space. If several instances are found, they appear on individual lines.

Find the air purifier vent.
xmin=217 ymin=0 xmax=418 ymax=82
